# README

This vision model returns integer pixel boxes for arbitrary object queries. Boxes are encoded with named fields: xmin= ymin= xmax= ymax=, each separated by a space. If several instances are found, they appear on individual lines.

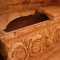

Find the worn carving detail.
xmin=29 ymin=39 xmax=41 ymax=55
xmin=52 ymin=28 xmax=60 ymax=44
xmin=0 ymin=6 xmax=60 ymax=60
xmin=8 ymin=42 xmax=29 ymax=60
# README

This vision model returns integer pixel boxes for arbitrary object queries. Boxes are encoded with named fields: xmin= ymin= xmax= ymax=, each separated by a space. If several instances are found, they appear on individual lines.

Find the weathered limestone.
xmin=0 ymin=0 xmax=60 ymax=60
xmin=0 ymin=6 xmax=60 ymax=60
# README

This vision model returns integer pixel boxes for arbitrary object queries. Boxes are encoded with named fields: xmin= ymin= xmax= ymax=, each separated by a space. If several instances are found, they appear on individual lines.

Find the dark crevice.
xmin=0 ymin=53 xmax=4 ymax=60
xmin=4 ymin=11 xmax=49 ymax=32
xmin=0 ymin=41 xmax=7 ymax=60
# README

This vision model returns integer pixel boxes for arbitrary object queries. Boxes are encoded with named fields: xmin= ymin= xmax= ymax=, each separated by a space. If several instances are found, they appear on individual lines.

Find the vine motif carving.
xmin=8 ymin=42 xmax=29 ymax=60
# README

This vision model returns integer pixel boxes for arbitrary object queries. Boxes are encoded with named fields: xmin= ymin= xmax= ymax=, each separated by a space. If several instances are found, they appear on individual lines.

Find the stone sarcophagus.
xmin=0 ymin=6 xmax=60 ymax=60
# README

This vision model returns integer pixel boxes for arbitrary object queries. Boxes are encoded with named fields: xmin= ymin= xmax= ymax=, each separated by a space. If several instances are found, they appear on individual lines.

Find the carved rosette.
xmin=8 ymin=42 xmax=29 ymax=60
xmin=28 ymin=30 xmax=53 ymax=57
xmin=30 ymin=40 xmax=41 ymax=55
xmin=29 ymin=34 xmax=46 ymax=56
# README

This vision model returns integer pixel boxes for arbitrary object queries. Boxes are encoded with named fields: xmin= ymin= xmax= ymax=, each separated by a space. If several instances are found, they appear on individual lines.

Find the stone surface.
xmin=0 ymin=0 xmax=60 ymax=60
xmin=0 ymin=6 xmax=60 ymax=60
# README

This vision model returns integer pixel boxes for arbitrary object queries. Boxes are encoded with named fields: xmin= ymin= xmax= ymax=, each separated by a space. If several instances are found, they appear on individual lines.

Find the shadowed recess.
xmin=4 ymin=11 xmax=49 ymax=32
xmin=0 ymin=53 xmax=4 ymax=60
xmin=0 ymin=41 xmax=7 ymax=60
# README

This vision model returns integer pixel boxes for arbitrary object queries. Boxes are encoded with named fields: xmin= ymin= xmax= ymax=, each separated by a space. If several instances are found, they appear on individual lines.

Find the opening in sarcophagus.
xmin=4 ymin=11 xmax=49 ymax=32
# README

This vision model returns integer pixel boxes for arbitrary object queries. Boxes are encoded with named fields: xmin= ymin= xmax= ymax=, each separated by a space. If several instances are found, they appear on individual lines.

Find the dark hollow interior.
xmin=4 ymin=11 xmax=49 ymax=32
